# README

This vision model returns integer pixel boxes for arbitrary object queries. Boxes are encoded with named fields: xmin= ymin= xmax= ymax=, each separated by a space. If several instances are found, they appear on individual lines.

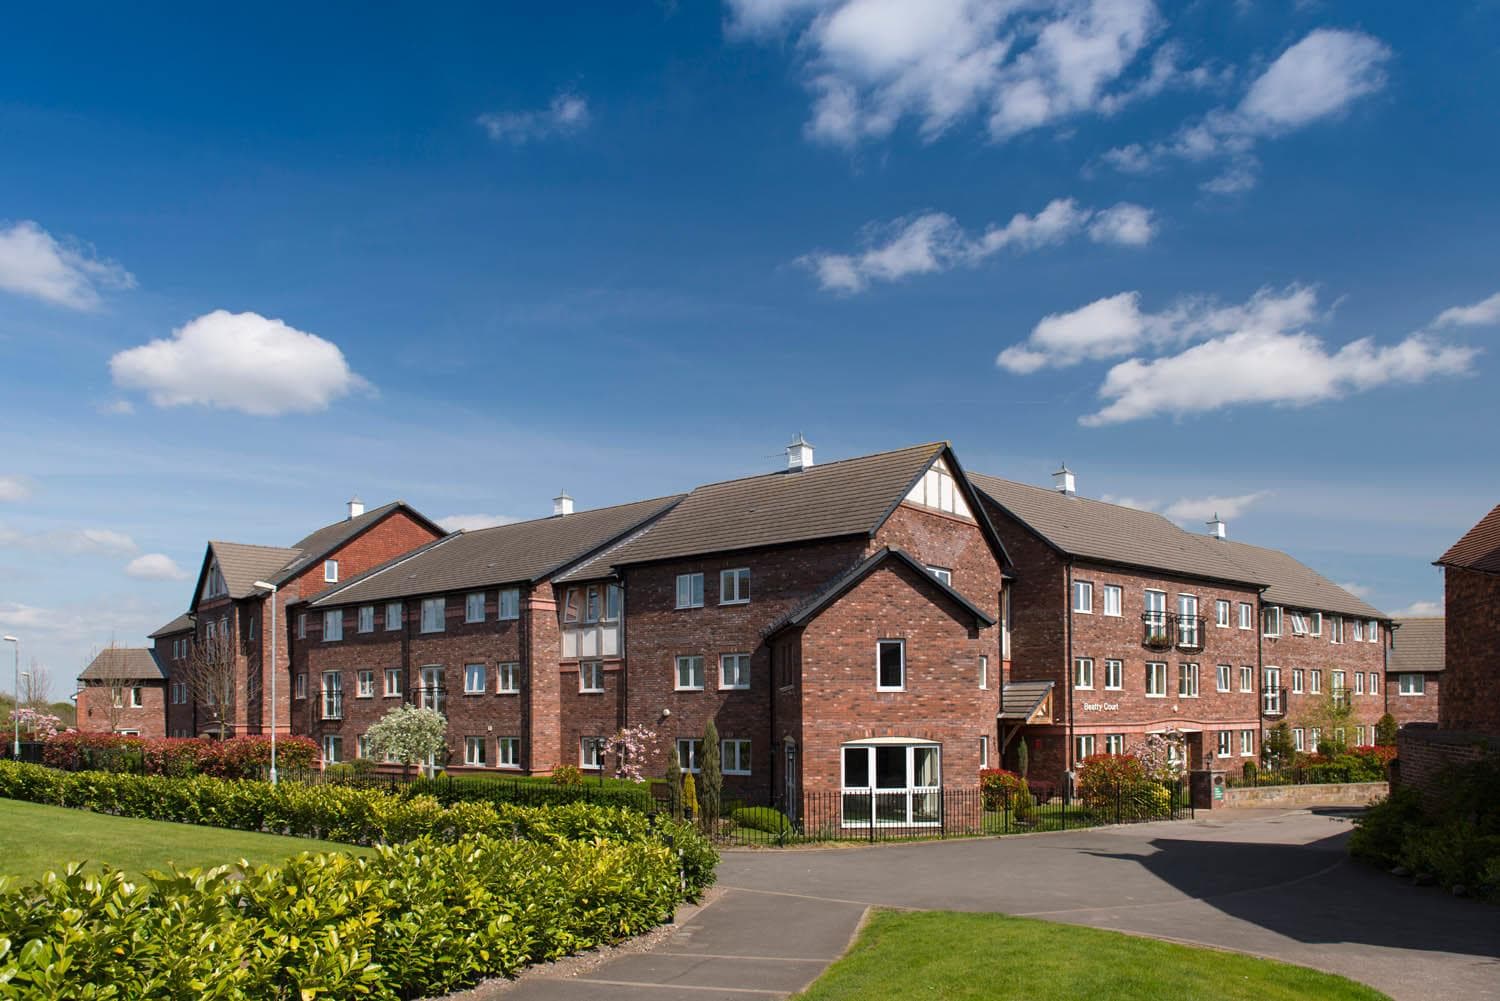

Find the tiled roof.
xmin=1391 ymin=618 xmax=1445 ymax=673
xmin=1436 ymin=502 xmax=1500 ymax=574
xmin=1000 ymin=680 xmax=1054 ymax=721
xmin=208 ymin=541 xmax=303 ymax=599
xmin=79 ymin=647 xmax=167 ymax=681
xmin=1215 ymin=539 xmax=1387 ymax=620
xmin=970 ymin=473 xmax=1263 ymax=586
xmin=148 ymin=612 xmax=194 ymax=638
xmin=309 ymin=495 xmax=683 ymax=606
xmin=605 ymin=443 xmax=946 ymax=568
xmin=275 ymin=501 xmax=441 ymax=584
xmin=768 ymin=546 xmax=996 ymax=636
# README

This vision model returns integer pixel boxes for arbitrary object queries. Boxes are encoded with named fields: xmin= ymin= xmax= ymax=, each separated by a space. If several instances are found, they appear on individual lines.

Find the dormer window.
xmin=324 ymin=560 xmax=339 ymax=583
xmin=201 ymin=559 xmax=228 ymax=600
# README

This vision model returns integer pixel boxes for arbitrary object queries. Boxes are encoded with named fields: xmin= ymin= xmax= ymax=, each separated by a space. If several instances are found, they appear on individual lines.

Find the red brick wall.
xmin=1441 ymin=567 xmax=1500 ymax=735
xmin=155 ymin=630 xmax=195 ymax=737
xmin=530 ymin=588 xmax=566 ymax=773
xmin=1386 ymin=673 xmax=1440 ymax=725
xmin=1269 ymin=615 xmax=1388 ymax=741
xmin=1396 ymin=725 xmax=1499 ymax=801
xmin=76 ymin=679 xmax=166 ymax=738
xmin=973 ymin=500 xmax=1066 ymax=690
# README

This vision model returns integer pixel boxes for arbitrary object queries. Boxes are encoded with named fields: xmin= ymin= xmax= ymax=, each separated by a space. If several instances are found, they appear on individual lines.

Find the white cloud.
xmin=1394 ymin=600 xmax=1441 ymax=617
xmin=1338 ymin=581 xmax=1373 ymax=599
xmin=0 ymin=526 xmax=137 ymax=556
xmin=1433 ymin=291 xmax=1500 ymax=329
xmin=0 ymin=476 xmax=33 ymax=503
xmin=438 ymin=513 xmax=521 ymax=533
xmin=0 ymin=602 xmax=48 ymax=630
xmin=728 ymin=0 xmax=1195 ymax=146
xmin=125 ymin=553 xmax=189 ymax=581
xmin=1162 ymin=491 xmax=1269 ymax=522
xmin=110 ymin=310 xmax=368 ymax=417
xmin=1099 ymin=493 xmax=1159 ymax=512
xmin=477 ymin=91 xmax=591 ymax=144
xmin=0 ymin=220 xmax=135 ymax=310
xmin=803 ymin=197 xmax=1152 ymax=293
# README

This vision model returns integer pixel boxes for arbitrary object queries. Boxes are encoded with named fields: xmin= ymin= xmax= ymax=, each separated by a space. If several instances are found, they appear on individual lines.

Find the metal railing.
xmin=320 ymin=692 xmax=344 ymax=720
xmin=1261 ymin=686 xmax=1288 ymax=717
xmin=1142 ymin=611 xmax=1172 ymax=648
xmin=416 ymin=685 xmax=446 ymax=714
xmin=1141 ymin=612 xmax=1206 ymax=651
xmin=1175 ymin=614 xmax=1205 ymax=651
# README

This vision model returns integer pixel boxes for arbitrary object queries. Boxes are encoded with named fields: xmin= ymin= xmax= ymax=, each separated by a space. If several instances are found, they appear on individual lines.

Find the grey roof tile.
xmin=148 ymin=612 xmax=195 ymax=638
xmin=1000 ymin=680 xmax=1054 ymax=721
xmin=208 ymin=541 xmax=302 ymax=599
xmin=1391 ymin=617 xmax=1444 ymax=673
xmin=1436 ymin=502 xmax=1500 ymax=574
xmin=1215 ymin=539 xmax=1387 ymax=620
xmin=79 ymin=647 xmax=167 ymax=681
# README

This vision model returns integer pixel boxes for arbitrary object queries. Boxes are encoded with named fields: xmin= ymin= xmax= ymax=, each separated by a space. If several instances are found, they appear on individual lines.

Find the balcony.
xmin=1141 ymin=612 xmax=1172 ymax=650
xmin=1141 ymin=612 xmax=1206 ymax=652
xmin=1175 ymin=614 xmax=1206 ymax=652
xmin=1261 ymin=686 xmax=1288 ymax=717
xmin=321 ymin=693 xmax=344 ymax=721
xmin=417 ymin=685 xmax=447 ymax=715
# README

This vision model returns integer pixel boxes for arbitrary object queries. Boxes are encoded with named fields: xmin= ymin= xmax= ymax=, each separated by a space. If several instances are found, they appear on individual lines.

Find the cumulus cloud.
xmin=1338 ymin=581 xmax=1373 ymax=599
xmin=0 ymin=526 xmax=138 ymax=556
xmin=125 ymin=553 xmax=190 ymax=581
xmin=1394 ymin=600 xmax=1441 ymax=617
xmin=1102 ymin=28 xmax=1390 ymax=191
xmin=727 ymin=0 xmax=1200 ymax=146
xmin=1162 ymin=491 xmax=1269 ymax=522
xmin=0 ymin=476 xmax=33 ymax=503
xmin=477 ymin=91 xmax=591 ymax=144
xmin=0 ymin=220 xmax=135 ymax=310
xmin=1433 ymin=291 xmax=1500 ymax=329
xmin=110 ymin=310 xmax=368 ymax=417
xmin=438 ymin=513 xmax=521 ymax=533
xmin=802 ymin=197 xmax=1153 ymax=293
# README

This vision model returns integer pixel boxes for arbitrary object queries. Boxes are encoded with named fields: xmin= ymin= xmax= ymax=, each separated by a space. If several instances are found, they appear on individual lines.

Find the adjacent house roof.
xmin=79 ymin=647 xmax=167 ymax=682
xmin=274 ymin=501 xmax=444 ymax=584
xmin=604 ymin=443 xmax=952 ymax=568
xmin=1215 ymin=539 xmax=1387 ymax=620
xmin=970 ymin=473 xmax=1264 ymax=586
xmin=309 ymin=495 xmax=684 ymax=606
xmin=148 ymin=612 xmax=194 ymax=638
xmin=206 ymin=541 xmax=303 ymax=600
xmin=768 ymin=546 xmax=996 ymax=636
xmin=999 ymin=680 xmax=1054 ymax=721
xmin=1391 ymin=618 xmax=1445 ymax=673
xmin=1436 ymin=502 xmax=1500 ymax=575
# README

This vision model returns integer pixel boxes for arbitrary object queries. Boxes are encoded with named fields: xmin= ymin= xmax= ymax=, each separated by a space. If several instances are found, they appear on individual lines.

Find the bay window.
xmin=841 ymin=742 xmax=941 ymax=827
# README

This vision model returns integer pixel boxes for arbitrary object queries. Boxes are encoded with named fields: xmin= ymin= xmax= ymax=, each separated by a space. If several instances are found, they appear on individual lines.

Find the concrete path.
xmin=496 ymin=807 xmax=1500 ymax=1001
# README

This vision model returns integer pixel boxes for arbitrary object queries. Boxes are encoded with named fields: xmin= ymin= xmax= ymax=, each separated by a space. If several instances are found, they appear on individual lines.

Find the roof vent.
xmin=347 ymin=495 xmax=365 ymax=520
xmin=1052 ymin=464 xmax=1076 ymax=497
xmin=787 ymin=433 xmax=814 ymax=472
xmin=553 ymin=490 xmax=574 ymax=517
xmin=1207 ymin=513 xmax=1226 ymax=540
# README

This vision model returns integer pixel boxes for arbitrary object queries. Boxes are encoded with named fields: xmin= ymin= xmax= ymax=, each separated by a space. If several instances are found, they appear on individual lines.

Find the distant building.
xmin=77 ymin=647 xmax=168 ymax=738
xmin=1434 ymin=504 xmax=1500 ymax=736
xmin=1388 ymin=617 xmax=1443 ymax=726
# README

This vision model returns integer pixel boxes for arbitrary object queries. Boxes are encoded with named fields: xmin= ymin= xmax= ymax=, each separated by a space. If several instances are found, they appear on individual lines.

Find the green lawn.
xmin=792 ymin=910 xmax=1389 ymax=1001
xmin=0 ymin=799 xmax=363 ymax=882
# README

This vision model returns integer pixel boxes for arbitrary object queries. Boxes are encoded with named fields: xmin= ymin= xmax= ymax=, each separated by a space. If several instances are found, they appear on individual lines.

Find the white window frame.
xmin=1289 ymin=611 xmax=1308 ymax=636
xmin=497 ymin=736 xmax=521 ymax=769
xmin=675 ymin=573 xmax=705 ymax=609
xmin=840 ymin=741 xmax=942 ymax=827
xmin=1311 ymin=669 xmax=1322 ymax=694
xmin=1074 ymin=656 xmax=1094 ymax=690
xmin=1355 ymin=671 xmax=1365 ymax=695
xmin=464 ymin=735 xmax=487 ymax=767
xmin=1145 ymin=661 xmax=1168 ymax=697
xmin=385 ymin=601 xmax=402 ymax=631
xmin=978 ymin=655 xmax=990 ymax=690
xmin=1310 ymin=611 xmax=1323 ymax=637
xmin=979 ymin=735 xmax=989 ymax=769
xmin=357 ymin=605 xmax=375 ymax=633
xmin=1072 ymin=580 xmax=1093 ymax=614
xmin=1104 ymin=659 xmax=1124 ymax=691
xmin=464 ymin=663 xmax=486 ymax=694
xmin=465 ymin=592 xmax=485 ymax=623
xmin=1075 ymin=734 xmax=1096 ymax=760
xmin=1399 ymin=673 xmax=1424 ymax=696
xmin=356 ymin=734 xmax=370 ymax=759
xmin=719 ymin=568 xmax=751 ymax=605
xmin=497 ymin=661 xmax=521 ymax=694
xmin=297 ymin=613 xmax=307 ymax=640
xmin=498 ymin=588 xmax=520 ymax=621
xmin=719 ymin=652 xmax=751 ymax=690
xmin=420 ymin=597 xmax=445 ymax=633
xmin=1217 ymin=731 xmax=1232 ymax=758
xmin=1367 ymin=619 xmax=1380 ymax=644
xmin=675 ymin=655 xmax=705 ymax=691
xmin=1292 ymin=668 xmax=1304 ymax=694
xmin=1352 ymin=619 xmax=1364 ymax=642
xmin=676 ymin=738 xmax=702 ymax=773
xmin=1369 ymin=671 xmax=1379 ymax=693
xmin=580 ymin=660 xmax=604 ymax=693
xmin=722 ymin=738 xmax=752 ymax=776
xmin=584 ymin=586 xmax=601 ymax=624
xmin=383 ymin=667 xmax=402 ymax=698
xmin=1262 ymin=605 xmax=1282 ymax=638
xmin=1215 ymin=599 xmax=1231 ymax=628
xmin=128 ymin=686 xmax=144 ymax=709
xmin=322 ymin=609 xmax=343 ymax=642
xmin=324 ymin=559 xmax=339 ymax=583
xmin=1329 ymin=615 xmax=1344 ymax=644
xmin=295 ymin=672 xmax=307 ymax=699
xmin=323 ymin=734 xmax=342 ymax=764
xmin=1216 ymin=664 xmax=1231 ymax=692
xmin=356 ymin=669 xmax=375 ymax=698
xmin=876 ymin=639 xmax=905 ymax=692
xmin=928 ymin=566 xmax=952 ymax=586
xmin=1178 ymin=662 xmax=1200 ymax=698
xmin=1239 ymin=729 xmax=1254 ymax=757
xmin=1104 ymin=733 xmax=1126 ymax=755
xmin=1239 ymin=665 xmax=1254 ymax=693
xmin=1102 ymin=585 xmax=1122 ymax=618
xmin=1238 ymin=602 xmax=1254 ymax=630
xmin=1293 ymin=728 xmax=1305 ymax=751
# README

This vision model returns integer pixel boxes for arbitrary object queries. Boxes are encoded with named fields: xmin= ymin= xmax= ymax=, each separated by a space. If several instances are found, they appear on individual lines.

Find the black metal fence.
xmin=0 ymin=740 xmax=44 ymax=764
xmin=711 ymin=781 xmax=1193 ymax=847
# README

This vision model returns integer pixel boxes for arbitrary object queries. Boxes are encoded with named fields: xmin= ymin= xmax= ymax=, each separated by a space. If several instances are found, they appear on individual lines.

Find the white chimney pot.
xmin=347 ymin=495 xmax=365 ymax=520
xmin=1052 ymin=464 xmax=1076 ymax=497
xmin=787 ymin=434 xmax=815 ymax=472
xmin=1207 ymin=513 xmax=1226 ymax=539
xmin=554 ymin=491 xmax=574 ymax=517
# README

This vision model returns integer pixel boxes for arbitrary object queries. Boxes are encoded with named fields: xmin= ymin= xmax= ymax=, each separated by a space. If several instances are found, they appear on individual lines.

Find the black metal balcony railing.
xmin=1175 ymin=614 xmax=1205 ymax=651
xmin=321 ymin=693 xmax=344 ymax=720
xmin=1141 ymin=612 xmax=1206 ymax=651
xmin=417 ymin=685 xmax=447 ymax=714
xmin=1142 ymin=611 xmax=1172 ymax=649
xmin=1261 ymin=686 xmax=1288 ymax=717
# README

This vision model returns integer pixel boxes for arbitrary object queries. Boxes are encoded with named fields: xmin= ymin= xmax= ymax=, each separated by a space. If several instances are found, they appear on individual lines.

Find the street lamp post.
xmin=3 ymin=636 xmax=19 ymax=759
xmin=252 ymin=581 xmax=279 ymax=785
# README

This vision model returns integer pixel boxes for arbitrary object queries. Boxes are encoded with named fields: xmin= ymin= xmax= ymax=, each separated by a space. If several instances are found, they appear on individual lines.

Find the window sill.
xmin=724 ymin=770 xmax=751 ymax=777
xmin=675 ymin=605 xmax=704 ymax=611
xmin=463 ymin=691 xmax=485 ymax=697
xmin=719 ymin=599 xmax=750 ymax=607
xmin=876 ymin=687 xmax=906 ymax=693
xmin=498 ymin=690 xmax=520 ymax=696
xmin=579 ymin=689 xmax=604 ymax=695
xmin=675 ymin=687 xmax=705 ymax=693
xmin=1145 ymin=694 xmax=1166 ymax=699
xmin=719 ymin=685 xmax=751 ymax=692
xmin=498 ymin=764 xmax=521 ymax=771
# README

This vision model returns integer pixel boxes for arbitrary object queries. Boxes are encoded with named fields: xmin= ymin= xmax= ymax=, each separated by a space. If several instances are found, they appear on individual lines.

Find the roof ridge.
xmin=680 ymin=442 xmax=946 ymax=495
xmin=210 ymin=539 xmax=303 ymax=552
xmin=450 ymin=493 xmax=687 ymax=538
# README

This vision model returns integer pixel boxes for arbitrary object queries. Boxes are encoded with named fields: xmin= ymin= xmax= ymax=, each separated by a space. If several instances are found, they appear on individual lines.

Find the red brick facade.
xmin=76 ymin=678 xmax=167 ymax=738
xmin=1440 ymin=566 xmax=1500 ymax=735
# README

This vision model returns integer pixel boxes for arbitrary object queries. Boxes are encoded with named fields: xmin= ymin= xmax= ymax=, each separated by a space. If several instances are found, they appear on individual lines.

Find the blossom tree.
xmin=364 ymin=704 xmax=447 ymax=778
xmin=1129 ymin=729 xmax=1186 ymax=784
xmin=8 ymin=706 xmax=62 ymax=741
xmin=605 ymin=725 xmax=658 ymax=782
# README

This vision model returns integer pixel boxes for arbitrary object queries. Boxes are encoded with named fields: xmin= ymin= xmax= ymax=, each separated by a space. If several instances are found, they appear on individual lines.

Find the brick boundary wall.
xmin=1395 ymin=724 xmax=1500 ymax=802
xmin=1222 ymin=781 xmax=1387 ymax=808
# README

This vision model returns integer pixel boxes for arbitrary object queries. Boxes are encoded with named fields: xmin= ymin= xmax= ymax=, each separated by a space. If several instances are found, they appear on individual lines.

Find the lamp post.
xmin=3 ymin=636 xmax=18 ymax=758
xmin=253 ymin=581 xmax=279 ymax=785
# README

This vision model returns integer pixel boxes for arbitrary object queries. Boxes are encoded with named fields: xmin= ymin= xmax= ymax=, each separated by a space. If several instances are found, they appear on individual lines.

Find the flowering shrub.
xmin=1296 ymin=746 xmax=1391 ymax=784
xmin=979 ymin=768 xmax=1031 ymax=814
xmin=43 ymin=733 xmax=317 ymax=778
xmin=551 ymin=764 xmax=584 ymax=787
xmin=1075 ymin=754 xmax=1172 ymax=820
xmin=606 ymin=725 xmax=659 ymax=782
xmin=1128 ymin=731 xmax=1185 ymax=783
xmin=7 ymin=707 xmax=61 ymax=741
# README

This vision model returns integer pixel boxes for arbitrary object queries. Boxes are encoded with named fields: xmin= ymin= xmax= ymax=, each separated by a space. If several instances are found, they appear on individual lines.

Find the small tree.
xmin=364 ymin=704 xmax=447 ymax=778
xmin=1375 ymin=713 xmax=1399 ymax=747
xmin=1016 ymin=737 xmax=1029 ymax=779
xmin=666 ymin=744 xmax=683 ymax=820
xmin=1300 ymin=692 xmax=1355 ymax=755
xmin=699 ymin=719 xmax=722 ymax=831
xmin=606 ymin=725 xmax=658 ymax=782
xmin=179 ymin=623 xmax=240 ymax=738
xmin=20 ymin=661 xmax=50 ymax=708
xmin=1262 ymin=722 xmax=1294 ymax=772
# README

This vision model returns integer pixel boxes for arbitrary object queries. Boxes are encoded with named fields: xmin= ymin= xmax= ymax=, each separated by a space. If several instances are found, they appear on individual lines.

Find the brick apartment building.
xmin=77 ymin=647 xmax=169 ymax=738
xmin=1387 ymin=617 xmax=1443 ymax=725
xmin=1434 ymin=503 xmax=1500 ymax=735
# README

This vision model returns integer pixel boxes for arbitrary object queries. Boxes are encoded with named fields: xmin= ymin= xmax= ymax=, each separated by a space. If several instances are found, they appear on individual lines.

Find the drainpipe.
xmin=521 ymin=586 xmax=532 ymax=774
xmin=1064 ymin=559 xmax=1075 ymax=783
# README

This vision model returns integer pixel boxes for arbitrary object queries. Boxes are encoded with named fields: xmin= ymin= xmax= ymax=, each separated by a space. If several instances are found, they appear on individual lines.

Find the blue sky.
xmin=2 ymin=1 xmax=1496 ymax=698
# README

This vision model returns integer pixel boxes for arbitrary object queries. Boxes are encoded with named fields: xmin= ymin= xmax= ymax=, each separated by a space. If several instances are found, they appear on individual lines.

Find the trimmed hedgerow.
xmin=42 ymin=732 xmax=319 ymax=777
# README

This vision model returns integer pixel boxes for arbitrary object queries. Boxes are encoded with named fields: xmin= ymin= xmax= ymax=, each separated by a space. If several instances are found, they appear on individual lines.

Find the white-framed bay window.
xmin=840 ymin=741 xmax=940 ymax=827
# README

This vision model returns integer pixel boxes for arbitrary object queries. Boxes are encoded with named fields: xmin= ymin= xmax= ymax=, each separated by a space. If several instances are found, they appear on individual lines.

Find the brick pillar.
xmin=527 ymin=592 xmax=562 ymax=773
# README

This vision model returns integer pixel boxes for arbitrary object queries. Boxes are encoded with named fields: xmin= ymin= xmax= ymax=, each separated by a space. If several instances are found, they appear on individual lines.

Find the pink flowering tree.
xmin=1129 ymin=729 xmax=1186 ymax=784
xmin=9 ymin=706 xmax=62 ymax=741
xmin=606 ymin=725 xmax=658 ymax=782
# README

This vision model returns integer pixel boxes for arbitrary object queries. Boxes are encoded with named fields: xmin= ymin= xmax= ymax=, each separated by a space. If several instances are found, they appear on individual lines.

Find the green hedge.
xmin=406 ymin=774 xmax=654 ymax=812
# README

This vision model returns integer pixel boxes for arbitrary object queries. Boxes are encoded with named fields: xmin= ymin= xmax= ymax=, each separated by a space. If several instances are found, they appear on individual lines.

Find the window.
xmin=1399 ymin=673 xmax=1424 ymax=696
xmin=1143 ymin=589 xmax=1167 ymax=641
xmin=1072 ymin=580 xmax=1093 ymax=613
xmin=928 ymin=566 xmax=952 ymax=586
xmin=722 ymin=739 xmax=752 ymax=776
xmin=1355 ymin=725 xmax=1367 ymax=745
xmin=604 ymin=585 xmax=621 ymax=621
xmin=1311 ymin=612 xmax=1323 ymax=637
xmin=580 ymin=661 xmax=604 ymax=693
xmin=324 ymin=560 xmax=339 ymax=583
xmin=1354 ymin=671 xmax=1365 ymax=695
xmin=464 ymin=663 xmax=486 ymax=694
xmin=464 ymin=736 xmax=487 ymax=767
xmin=419 ymin=666 xmax=445 ymax=715
xmin=358 ymin=606 xmax=374 ymax=633
xmin=128 ymin=686 xmax=143 ymax=708
xmin=1239 ymin=665 xmax=1254 ymax=693
xmin=1074 ymin=657 xmax=1094 ymax=689
xmin=1178 ymin=594 xmax=1200 ymax=647
xmin=877 ymin=640 xmax=905 ymax=691
xmin=978 ymin=655 xmax=990 ymax=690
xmin=720 ymin=653 xmax=751 ymax=690
xmin=1293 ymin=727 xmax=1305 ymax=752
xmin=1075 ymin=734 xmax=1096 ymax=760
xmin=420 ymin=597 xmax=445 ymax=633
xmin=297 ymin=613 xmax=307 ymax=640
xmin=719 ymin=567 xmax=751 ymax=605
xmin=676 ymin=738 xmax=702 ymax=773
xmin=385 ymin=601 xmax=402 ymax=631
xmin=1290 ymin=611 xmax=1308 ymax=636
xmin=357 ymin=735 xmax=370 ymax=759
xmin=563 ymin=589 xmax=580 ymax=623
xmin=1332 ymin=670 xmax=1346 ymax=696
xmin=1239 ymin=730 xmax=1255 ymax=756
xmin=497 ymin=737 xmax=521 ymax=768
xmin=384 ymin=668 xmax=402 ymax=697
xmin=1292 ymin=669 xmax=1304 ymax=694
xmin=1310 ymin=669 xmax=1322 ymax=694
xmin=249 ymin=615 xmax=257 ymax=642
xmin=1145 ymin=662 xmax=1168 ymax=697
xmin=1238 ymin=602 xmax=1254 ymax=630
xmin=840 ymin=742 xmax=942 ymax=827
xmin=979 ymin=735 xmax=989 ymax=769
xmin=497 ymin=662 xmax=520 ymax=694
xmin=323 ymin=609 xmax=343 ymax=642
xmin=1217 ymin=731 xmax=1232 ymax=757
xmin=1310 ymin=727 xmax=1322 ymax=749
xmin=1178 ymin=662 xmax=1200 ymax=698
xmin=675 ymin=573 xmax=704 ymax=609
xmin=1215 ymin=599 xmax=1231 ymax=627
xmin=1262 ymin=606 xmax=1282 ymax=637
xmin=584 ymin=586 xmax=600 ymax=623
xmin=1105 ymin=734 xmax=1126 ymax=755
xmin=295 ymin=673 xmax=306 ymax=699
xmin=1367 ymin=620 xmax=1380 ymax=644
xmin=1329 ymin=615 xmax=1344 ymax=644
xmin=1102 ymin=585 xmax=1122 ymax=617
xmin=357 ymin=669 xmax=374 ymax=698
xmin=321 ymin=672 xmax=343 ymax=719
xmin=1369 ymin=671 xmax=1379 ymax=693
xmin=1216 ymin=664 xmax=1231 ymax=692
xmin=1352 ymin=619 xmax=1364 ymax=642
xmin=323 ymin=734 xmax=342 ymax=764
xmin=675 ymin=655 xmax=705 ymax=691
xmin=465 ymin=592 xmax=485 ymax=623
xmin=498 ymin=588 xmax=520 ymax=621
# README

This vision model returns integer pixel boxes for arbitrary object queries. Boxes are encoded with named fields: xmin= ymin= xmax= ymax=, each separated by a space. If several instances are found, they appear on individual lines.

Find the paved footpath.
xmin=492 ymin=807 xmax=1500 ymax=1001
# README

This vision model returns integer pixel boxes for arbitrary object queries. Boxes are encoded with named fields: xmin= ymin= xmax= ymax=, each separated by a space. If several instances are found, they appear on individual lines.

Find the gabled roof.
xmin=1215 ymin=539 xmax=1387 ymax=620
xmin=768 ymin=546 xmax=996 ymax=636
xmin=1391 ymin=618 xmax=1445 ymax=673
xmin=1000 ymin=680 xmax=1054 ymax=721
xmin=79 ymin=647 xmax=167 ymax=682
xmin=604 ymin=443 xmax=952 ymax=568
xmin=1436 ymin=502 xmax=1500 ymax=575
xmin=275 ymin=501 xmax=443 ymax=584
xmin=308 ymin=495 xmax=684 ymax=607
xmin=971 ymin=473 xmax=1264 ymax=586
xmin=205 ymin=541 xmax=303 ymax=600
xmin=148 ymin=612 xmax=194 ymax=638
